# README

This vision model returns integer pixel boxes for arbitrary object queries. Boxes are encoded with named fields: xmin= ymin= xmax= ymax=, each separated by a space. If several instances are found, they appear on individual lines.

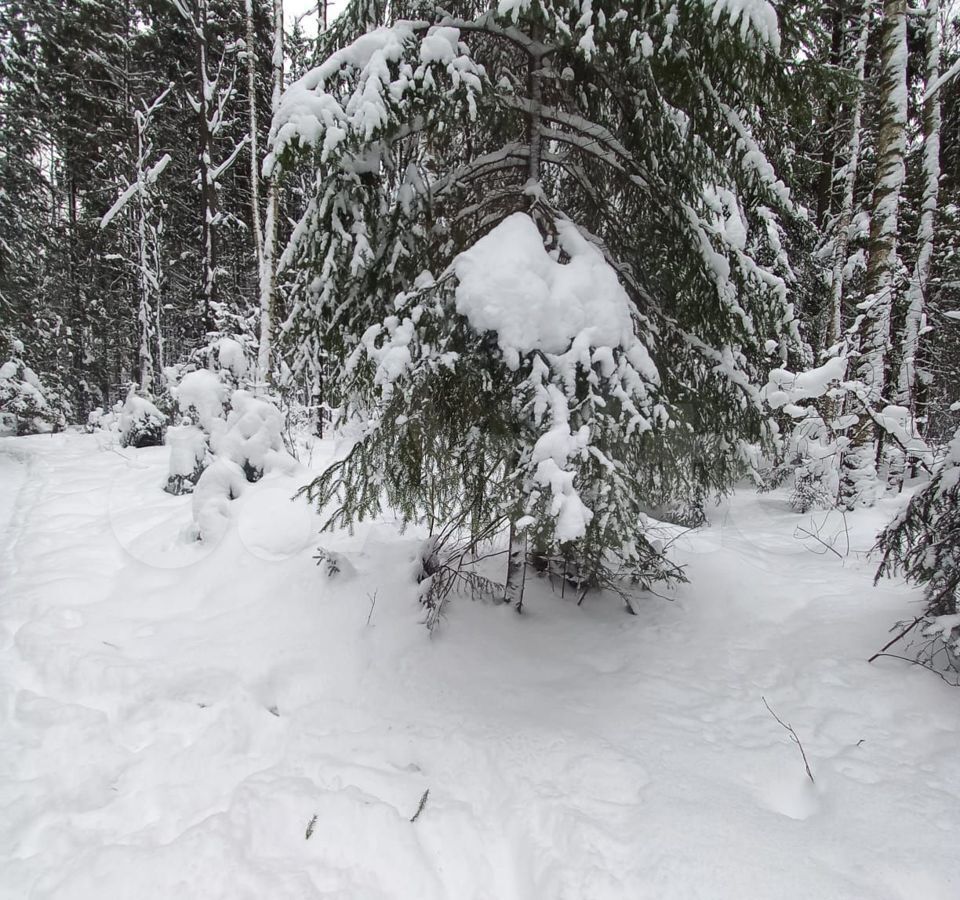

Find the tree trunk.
xmin=197 ymin=0 xmax=218 ymax=335
xmin=840 ymin=0 xmax=908 ymax=509
xmin=889 ymin=0 xmax=941 ymax=488
xmin=504 ymin=521 xmax=527 ymax=611
xmin=257 ymin=0 xmax=283 ymax=384
xmin=245 ymin=0 xmax=264 ymax=297
xmin=136 ymin=128 xmax=154 ymax=393
xmin=525 ymin=25 xmax=544 ymax=185
xmin=815 ymin=0 xmax=849 ymax=232
xmin=826 ymin=1 xmax=871 ymax=354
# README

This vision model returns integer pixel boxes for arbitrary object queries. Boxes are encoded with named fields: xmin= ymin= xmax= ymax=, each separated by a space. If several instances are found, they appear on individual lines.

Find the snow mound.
xmin=192 ymin=458 xmax=247 ymax=543
xmin=216 ymin=338 xmax=248 ymax=379
xmin=211 ymin=390 xmax=296 ymax=482
xmin=237 ymin=488 xmax=314 ymax=561
xmin=453 ymin=213 xmax=638 ymax=369
xmin=175 ymin=369 xmax=228 ymax=431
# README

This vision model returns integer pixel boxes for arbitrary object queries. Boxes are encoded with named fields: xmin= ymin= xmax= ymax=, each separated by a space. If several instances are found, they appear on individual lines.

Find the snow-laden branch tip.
xmin=265 ymin=22 xmax=482 ymax=174
xmin=704 ymin=0 xmax=781 ymax=53
xmin=209 ymin=136 xmax=249 ymax=183
xmin=764 ymin=356 xmax=848 ymax=409
xmin=924 ymin=53 xmax=960 ymax=101
xmin=100 ymin=154 xmax=172 ymax=230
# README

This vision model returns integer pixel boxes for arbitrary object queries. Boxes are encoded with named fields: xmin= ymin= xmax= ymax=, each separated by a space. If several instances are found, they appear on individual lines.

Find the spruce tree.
xmin=877 ymin=420 xmax=960 ymax=657
xmin=269 ymin=0 xmax=802 ymax=605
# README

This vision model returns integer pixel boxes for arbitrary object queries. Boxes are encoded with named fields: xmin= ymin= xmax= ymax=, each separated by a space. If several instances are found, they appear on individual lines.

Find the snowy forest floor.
xmin=1 ymin=433 xmax=959 ymax=900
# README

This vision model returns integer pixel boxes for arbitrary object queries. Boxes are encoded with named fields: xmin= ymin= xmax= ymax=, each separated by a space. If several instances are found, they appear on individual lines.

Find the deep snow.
xmin=1 ymin=432 xmax=958 ymax=899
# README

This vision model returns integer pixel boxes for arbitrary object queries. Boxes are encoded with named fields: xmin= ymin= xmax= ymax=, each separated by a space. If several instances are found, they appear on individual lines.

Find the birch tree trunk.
xmin=889 ymin=0 xmax=941 ymax=487
xmin=504 ymin=521 xmax=527 ymax=611
xmin=840 ymin=0 xmax=908 ymax=509
xmin=257 ymin=0 xmax=283 ymax=384
xmin=136 ymin=122 xmax=156 ymax=393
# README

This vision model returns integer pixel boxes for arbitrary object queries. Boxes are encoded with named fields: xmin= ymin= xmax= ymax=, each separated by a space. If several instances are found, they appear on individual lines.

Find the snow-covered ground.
xmin=2 ymin=432 xmax=958 ymax=899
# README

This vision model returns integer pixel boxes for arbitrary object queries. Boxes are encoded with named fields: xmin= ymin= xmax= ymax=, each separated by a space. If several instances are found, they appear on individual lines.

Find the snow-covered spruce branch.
xmin=435 ymin=10 xmax=554 ymax=57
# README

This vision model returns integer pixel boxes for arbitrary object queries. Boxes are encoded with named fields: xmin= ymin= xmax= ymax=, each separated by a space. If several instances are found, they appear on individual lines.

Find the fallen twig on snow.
xmin=795 ymin=525 xmax=844 ymax=559
xmin=762 ymin=696 xmax=815 ymax=784
xmin=410 ymin=788 xmax=430 ymax=823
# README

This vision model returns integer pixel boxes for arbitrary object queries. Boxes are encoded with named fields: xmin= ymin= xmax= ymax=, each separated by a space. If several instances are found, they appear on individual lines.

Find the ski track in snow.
xmin=1 ymin=433 xmax=959 ymax=899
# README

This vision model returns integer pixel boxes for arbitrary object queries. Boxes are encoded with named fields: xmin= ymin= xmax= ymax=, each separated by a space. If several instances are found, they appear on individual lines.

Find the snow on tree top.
xmin=453 ymin=212 xmax=656 ymax=378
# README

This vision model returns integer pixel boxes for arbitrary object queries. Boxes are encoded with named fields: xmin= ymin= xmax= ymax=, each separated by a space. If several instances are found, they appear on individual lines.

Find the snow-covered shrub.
xmin=0 ymin=348 xmax=64 ymax=435
xmin=314 ymin=547 xmax=356 ymax=580
xmin=118 ymin=389 xmax=167 ymax=448
xmin=764 ymin=351 xmax=933 ymax=510
xmin=174 ymin=368 xmax=229 ymax=431
xmin=763 ymin=355 xmax=850 ymax=511
xmin=185 ymin=336 xmax=254 ymax=390
xmin=164 ymin=422 xmax=207 ymax=495
xmin=191 ymin=458 xmax=247 ymax=543
xmin=160 ymin=368 xmax=228 ymax=495
xmin=87 ymin=403 xmax=122 ymax=435
xmin=187 ymin=392 xmax=296 ymax=540
xmin=215 ymin=337 xmax=249 ymax=382
xmin=877 ymin=423 xmax=960 ymax=660
xmin=164 ymin=359 xmax=296 ymax=536
xmin=211 ymin=390 xmax=294 ymax=482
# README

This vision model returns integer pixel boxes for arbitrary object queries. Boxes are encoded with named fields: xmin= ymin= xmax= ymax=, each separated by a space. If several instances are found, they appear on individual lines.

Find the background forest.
xmin=4 ymin=7 xmax=960 ymax=894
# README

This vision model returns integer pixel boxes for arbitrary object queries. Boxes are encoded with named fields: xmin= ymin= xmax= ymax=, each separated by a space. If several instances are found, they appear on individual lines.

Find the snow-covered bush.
xmin=0 ymin=346 xmax=64 ymax=435
xmin=211 ymin=390 xmax=292 ymax=482
xmin=174 ymin=368 xmax=229 ymax=431
xmin=763 ymin=354 xmax=849 ymax=510
xmin=191 ymin=458 xmax=247 ymax=544
xmin=215 ymin=337 xmax=250 ymax=382
xmin=164 ymin=423 xmax=207 ymax=495
xmin=161 ymin=368 xmax=227 ymax=495
xmin=876 ymin=423 xmax=960 ymax=660
xmin=188 ymin=390 xmax=295 ymax=540
xmin=87 ymin=403 xmax=122 ymax=435
xmin=163 ymin=357 xmax=296 ymax=537
xmin=764 ymin=352 xmax=933 ymax=511
xmin=118 ymin=389 xmax=167 ymax=448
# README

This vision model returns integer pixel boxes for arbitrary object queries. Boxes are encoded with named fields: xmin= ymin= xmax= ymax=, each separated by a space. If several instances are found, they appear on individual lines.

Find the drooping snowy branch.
xmin=100 ymin=154 xmax=172 ymax=230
